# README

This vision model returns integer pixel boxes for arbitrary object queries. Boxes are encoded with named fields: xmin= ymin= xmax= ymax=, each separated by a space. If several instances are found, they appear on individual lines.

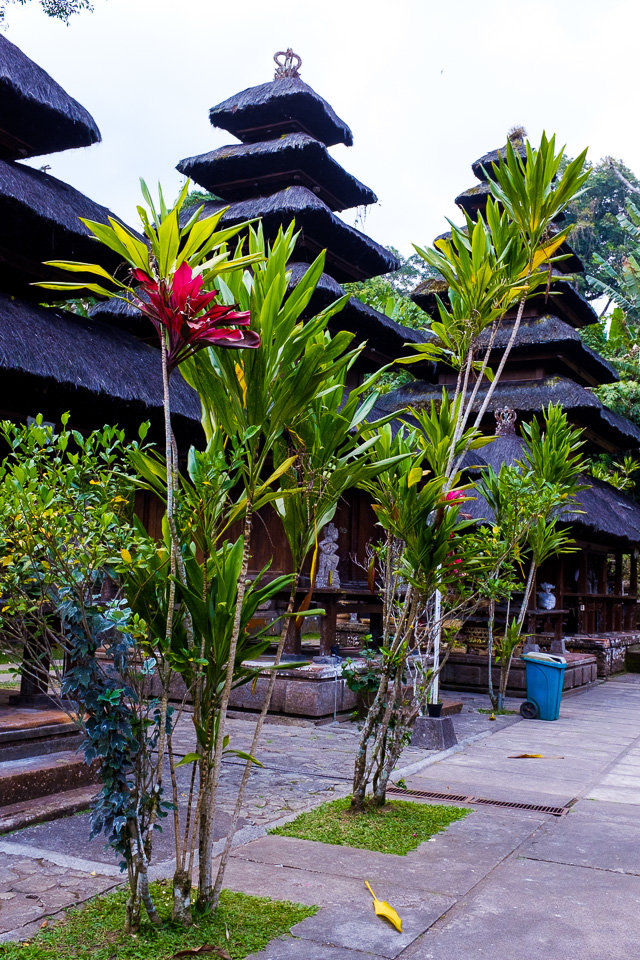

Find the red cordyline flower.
xmin=132 ymin=261 xmax=260 ymax=371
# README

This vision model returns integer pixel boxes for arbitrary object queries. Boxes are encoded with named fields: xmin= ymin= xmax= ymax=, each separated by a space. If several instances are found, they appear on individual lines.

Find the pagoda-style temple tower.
xmin=172 ymin=51 xmax=433 ymax=610
xmin=176 ymin=49 xmax=431 ymax=383
xmin=376 ymin=133 xmax=640 ymax=650
xmin=0 ymin=35 xmax=199 ymax=439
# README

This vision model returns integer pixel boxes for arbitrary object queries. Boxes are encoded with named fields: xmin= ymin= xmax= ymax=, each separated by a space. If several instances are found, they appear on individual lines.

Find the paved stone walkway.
xmin=0 ymin=694 xmax=513 ymax=940
xmin=237 ymin=675 xmax=640 ymax=960
xmin=4 ymin=678 xmax=640 ymax=959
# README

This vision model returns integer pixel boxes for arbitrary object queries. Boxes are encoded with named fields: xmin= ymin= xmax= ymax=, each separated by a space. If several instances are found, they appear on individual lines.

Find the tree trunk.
xmin=210 ymin=573 xmax=300 ymax=905
xmin=197 ymin=500 xmax=254 ymax=910
xmin=172 ymin=869 xmax=192 ymax=925
xmin=487 ymin=599 xmax=497 ymax=710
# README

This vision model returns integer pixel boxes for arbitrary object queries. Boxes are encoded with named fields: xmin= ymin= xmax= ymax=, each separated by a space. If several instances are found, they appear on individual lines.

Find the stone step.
xmin=0 ymin=751 xmax=97 ymax=807
xmin=0 ymin=784 xmax=97 ymax=834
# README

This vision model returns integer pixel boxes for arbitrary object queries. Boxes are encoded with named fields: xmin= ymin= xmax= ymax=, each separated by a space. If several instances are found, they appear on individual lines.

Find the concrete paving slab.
xmin=400 ymin=858 xmax=640 ymax=960
xmin=569 ymin=799 xmax=640 ymax=822
xmin=290 ymin=903 xmax=448 ymax=958
xmin=248 ymin=939 xmax=381 ymax=960
xmin=519 ymin=813 xmax=640 ymax=874
xmin=222 ymin=856 xmax=456 ymax=910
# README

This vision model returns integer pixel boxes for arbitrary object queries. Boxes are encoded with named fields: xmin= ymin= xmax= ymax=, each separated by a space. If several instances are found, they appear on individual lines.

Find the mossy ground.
xmin=270 ymin=796 xmax=470 ymax=855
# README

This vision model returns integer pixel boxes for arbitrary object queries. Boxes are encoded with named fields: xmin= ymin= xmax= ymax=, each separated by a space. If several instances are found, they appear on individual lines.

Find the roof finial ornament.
xmin=274 ymin=49 xmax=302 ymax=80
xmin=495 ymin=407 xmax=517 ymax=436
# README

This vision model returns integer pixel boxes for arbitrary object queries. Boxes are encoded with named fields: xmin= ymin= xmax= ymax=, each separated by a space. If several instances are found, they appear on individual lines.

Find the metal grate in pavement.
xmin=387 ymin=784 xmax=572 ymax=816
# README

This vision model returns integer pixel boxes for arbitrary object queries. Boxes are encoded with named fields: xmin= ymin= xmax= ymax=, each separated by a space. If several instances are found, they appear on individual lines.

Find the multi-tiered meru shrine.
xmin=174 ymin=51 xmax=431 ymax=626
xmin=176 ymin=49 xmax=431 ymax=384
xmin=0 ymin=34 xmax=199 ymax=439
xmin=375 ymin=133 xmax=640 ymax=672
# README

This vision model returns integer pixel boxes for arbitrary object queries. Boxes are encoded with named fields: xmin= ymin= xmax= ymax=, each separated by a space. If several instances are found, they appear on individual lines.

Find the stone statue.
xmin=317 ymin=522 xmax=341 ymax=588
xmin=537 ymin=582 xmax=556 ymax=610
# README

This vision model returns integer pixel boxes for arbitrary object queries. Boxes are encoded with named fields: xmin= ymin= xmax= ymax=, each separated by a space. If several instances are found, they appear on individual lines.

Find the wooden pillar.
xmin=319 ymin=594 xmax=338 ymax=656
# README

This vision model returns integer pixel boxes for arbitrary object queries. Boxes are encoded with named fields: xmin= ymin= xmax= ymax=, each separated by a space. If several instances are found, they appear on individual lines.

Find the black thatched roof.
xmin=373 ymin=376 xmax=640 ymax=454
xmin=190 ymin=186 xmax=400 ymax=283
xmin=0 ymin=159 xmax=124 ymax=296
xmin=464 ymin=433 xmax=640 ymax=547
xmin=0 ymin=36 xmax=101 ymax=160
xmin=0 ymin=293 xmax=200 ymax=423
xmin=209 ymin=77 xmax=353 ymax=147
xmin=474 ymin=314 xmax=618 ymax=387
xmin=454 ymin=181 xmax=490 ymax=217
xmin=177 ymin=133 xmax=376 ymax=212
xmin=471 ymin=140 xmax=528 ymax=181
xmin=412 ymin=273 xmax=596 ymax=330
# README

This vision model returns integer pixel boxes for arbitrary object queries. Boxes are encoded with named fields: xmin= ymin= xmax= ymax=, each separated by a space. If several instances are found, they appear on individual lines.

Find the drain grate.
xmin=387 ymin=785 xmax=572 ymax=816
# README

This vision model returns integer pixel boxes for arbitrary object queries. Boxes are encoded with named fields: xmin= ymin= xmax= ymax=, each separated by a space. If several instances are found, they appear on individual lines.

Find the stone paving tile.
xmin=0 ymin=853 xmax=117 ymax=938
xmin=248 ymin=940 xmax=381 ymax=960
xmin=400 ymin=858 xmax=640 ymax=960
xmin=290 ymin=904 xmax=448 ymax=959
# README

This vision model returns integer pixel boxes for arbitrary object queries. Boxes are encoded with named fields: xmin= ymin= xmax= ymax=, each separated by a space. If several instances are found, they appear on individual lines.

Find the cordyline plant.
xmin=471 ymin=406 xmax=586 ymax=709
xmin=349 ymin=133 xmax=589 ymax=806
xmin=407 ymin=133 xmax=589 ymax=482
xmin=179 ymin=222 xmax=401 ymax=910
xmin=35 ymin=182 xmax=266 ymax=925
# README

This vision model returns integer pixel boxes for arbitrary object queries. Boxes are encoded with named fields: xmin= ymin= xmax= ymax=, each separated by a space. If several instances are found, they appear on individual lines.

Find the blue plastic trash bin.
xmin=520 ymin=653 xmax=567 ymax=721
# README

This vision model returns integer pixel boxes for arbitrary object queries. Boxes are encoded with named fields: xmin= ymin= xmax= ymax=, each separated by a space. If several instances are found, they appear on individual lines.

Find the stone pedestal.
xmin=410 ymin=715 xmax=457 ymax=750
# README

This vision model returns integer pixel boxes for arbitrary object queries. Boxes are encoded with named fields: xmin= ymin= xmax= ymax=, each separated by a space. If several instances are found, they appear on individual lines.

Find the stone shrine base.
xmin=565 ymin=632 xmax=640 ymax=677
xmin=441 ymin=650 xmax=598 ymax=697
xmin=228 ymin=660 xmax=358 ymax=719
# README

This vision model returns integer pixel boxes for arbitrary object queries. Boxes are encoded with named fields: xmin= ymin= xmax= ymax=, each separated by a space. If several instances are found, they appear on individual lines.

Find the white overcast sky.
xmin=6 ymin=0 xmax=640 ymax=257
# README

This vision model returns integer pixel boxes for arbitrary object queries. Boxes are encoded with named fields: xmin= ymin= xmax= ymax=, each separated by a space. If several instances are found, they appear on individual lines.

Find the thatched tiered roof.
xmin=209 ymin=77 xmax=353 ymax=147
xmin=372 ymin=377 xmax=640 ymax=454
xmin=411 ymin=275 xmax=597 ymax=331
xmin=189 ymin=187 xmax=400 ymax=282
xmin=474 ymin=315 xmax=618 ymax=387
xmin=0 ymin=293 xmax=200 ymax=426
xmin=285 ymin=262 xmax=434 ymax=375
xmin=464 ymin=433 xmax=640 ymax=548
xmin=471 ymin=139 xmax=528 ymax=180
xmin=0 ymin=35 xmax=101 ymax=159
xmin=177 ymin=133 xmax=376 ymax=211
xmin=0 ymin=159 xmax=124 ymax=295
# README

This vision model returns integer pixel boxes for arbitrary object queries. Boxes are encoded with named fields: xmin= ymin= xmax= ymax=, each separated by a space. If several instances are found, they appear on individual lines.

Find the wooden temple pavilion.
xmin=374 ymin=132 xmax=640 ymax=668
xmin=0 ymin=35 xmax=200 ymax=443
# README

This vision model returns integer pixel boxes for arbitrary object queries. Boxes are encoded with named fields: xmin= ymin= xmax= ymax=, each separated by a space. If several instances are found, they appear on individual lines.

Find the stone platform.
xmin=565 ymin=631 xmax=640 ymax=677
xmin=441 ymin=650 xmax=598 ymax=696
xmin=0 ymin=701 xmax=95 ymax=834
xmin=228 ymin=660 xmax=358 ymax=719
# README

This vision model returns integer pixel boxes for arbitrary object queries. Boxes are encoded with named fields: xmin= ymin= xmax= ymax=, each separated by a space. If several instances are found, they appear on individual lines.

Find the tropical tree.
xmin=349 ymin=132 xmax=589 ymax=807
xmin=0 ymin=416 xmax=170 ymax=932
xmin=0 ymin=0 xmax=96 ymax=22
xmin=562 ymin=156 xmax=640 ymax=306
xmin=473 ymin=405 xmax=586 ymax=709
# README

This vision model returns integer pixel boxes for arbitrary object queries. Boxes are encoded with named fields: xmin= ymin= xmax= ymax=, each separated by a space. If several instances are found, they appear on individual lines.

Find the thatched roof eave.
xmin=189 ymin=186 xmax=400 ymax=283
xmin=0 ymin=293 xmax=200 ymax=421
xmin=177 ymin=133 xmax=376 ymax=212
xmin=0 ymin=36 xmax=100 ymax=160
xmin=209 ymin=77 xmax=353 ymax=147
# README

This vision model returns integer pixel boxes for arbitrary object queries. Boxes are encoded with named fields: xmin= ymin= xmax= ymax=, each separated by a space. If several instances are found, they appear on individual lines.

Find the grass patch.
xmin=0 ymin=883 xmax=316 ymax=960
xmin=478 ymin=708 xmax=518 ymax=715
xmin=270 ymin=796 xmax=470 ymax=855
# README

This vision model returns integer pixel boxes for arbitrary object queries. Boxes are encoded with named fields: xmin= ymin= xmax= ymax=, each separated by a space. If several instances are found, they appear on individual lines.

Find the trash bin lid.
xmin=521 ymin=652 xmax=566 ymax=665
